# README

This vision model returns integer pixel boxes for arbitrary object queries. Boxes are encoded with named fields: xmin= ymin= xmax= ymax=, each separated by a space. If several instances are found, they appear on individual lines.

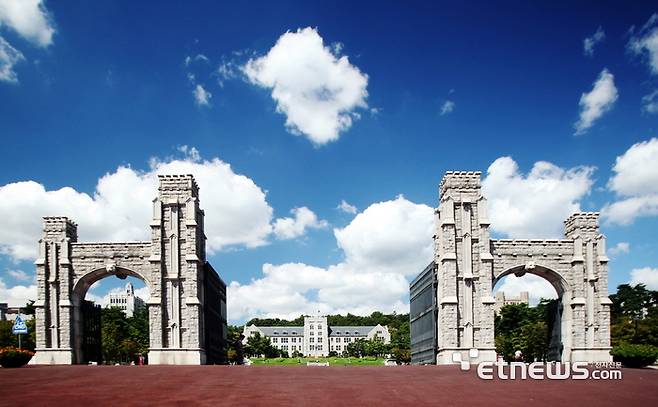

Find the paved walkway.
xmin=0 ymin=365 xmax=656 ymax=406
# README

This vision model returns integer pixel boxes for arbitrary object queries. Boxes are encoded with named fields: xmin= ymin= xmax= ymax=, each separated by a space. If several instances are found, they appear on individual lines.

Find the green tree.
xmin=101 ymin=307 xmax=129 ymax=364
xmin=245 ymin=332 xmax=278 ymax=358
xmin=494 ymin=302 xmax=552 ymax=362
xmin=610 ymin=284 xmax=658 ymax=347
xmin=126 ymin=306 xmax=149 ymax=356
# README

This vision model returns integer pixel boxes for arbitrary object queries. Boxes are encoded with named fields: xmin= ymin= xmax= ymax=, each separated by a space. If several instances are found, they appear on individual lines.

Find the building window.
xmin=310 ymin=324 xmax=314 ymax=329
xmin=310 ymin=337 xmax=314 ymax=343
xmin=344 ymin=338 xmax=349 ymax=343
xmin=318 ymin=325 xmax=322 ymax=330
xmin=310 ymin=345 xmax=315 ymax=350
xmin=272 ymin=338 xmax=278 ymax=343
xmin=310 ymin=331 xmax=314 ymax=336
xmin=317 ymin=345 xmax=322 ymax=350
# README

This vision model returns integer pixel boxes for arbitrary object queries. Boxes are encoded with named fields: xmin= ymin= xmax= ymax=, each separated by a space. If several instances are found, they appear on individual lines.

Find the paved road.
xmin=0 ymin=365 xmax=656 ymax=406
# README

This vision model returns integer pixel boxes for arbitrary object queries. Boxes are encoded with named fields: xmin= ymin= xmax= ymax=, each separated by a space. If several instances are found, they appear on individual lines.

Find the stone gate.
xmin=32 ymin=175 xmax=228 ymax=365
xmin=410 ymin=171 xmax=612 ymax=364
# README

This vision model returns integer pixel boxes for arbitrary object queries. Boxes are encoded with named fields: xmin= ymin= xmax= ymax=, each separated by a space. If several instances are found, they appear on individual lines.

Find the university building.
xmin=493 ymin=291 xmax=529 ymax=314
xmin=100 ymin=282 xmax=145 ymax=317
xmin=243 ymin=315 xmax=391 ymax=357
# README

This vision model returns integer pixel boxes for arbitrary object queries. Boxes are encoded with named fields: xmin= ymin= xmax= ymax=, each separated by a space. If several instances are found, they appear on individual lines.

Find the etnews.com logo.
xmin=452 ymin=350 xmax=623 ymax=380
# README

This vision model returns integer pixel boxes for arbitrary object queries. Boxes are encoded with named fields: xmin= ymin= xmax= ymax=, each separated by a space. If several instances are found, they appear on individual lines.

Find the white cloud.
xmin=228 ymin=196 xmax=433 ymax=322
xmin=440 ymin=100 xmax=455 ymax=116
xmin=333 ymin=196 xmax=434 ymax=275
xmin=0 ymin=149 xmax=275 ymax=261
xmin=337 ymin=199 xmax=357 ymax=214
xmin=583 ymin=26 xmax=605 ymax=56
xmin=134 ymin=286 xmax=150 ymax=302
xmin=602 ymin=138 xmax=658 ymax=225
xmin=630 ymin=267 xmax=658 ymax=290
xmin=494 ymin=274 xmax=558 ymax=306
xmin=6 ymin=269 xmax=32 ymax=282
xmin=482 ymin=157 xmax=595 ymax=238
xmin=243 ymin=27 xmax=369 ymax=145
xmin=0 ymin=35 xmax=22 ymax=82
xmin=272 ymin=207 xmax=328 ymax=240
xmin=0 ymin=0 xmax=55 ymax=47
xmin=642 ymin=89 xmax=658 ymax=114
xmin=574 ymin=69 xmax=618 ymax=135
xmin=193 ymin=84 xmax=212 ymax=106
xmin=608 ymin=242 xmax=630 ymax=257
xmin=0 ymin=277 xmax=36 ymax=307
xmin=628 ymin=14 xmax=658 ymax=75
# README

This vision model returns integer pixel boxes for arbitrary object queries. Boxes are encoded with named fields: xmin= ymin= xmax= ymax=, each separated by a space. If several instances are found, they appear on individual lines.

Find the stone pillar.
xmin=32 ymin=217 xmax=77 ymax=365
xmin=148 ymin=175 xmax=206 ymax=365
xmin=564 ymin=213 xmax=612 ymax=362
xmin=435 ymin=172 xmax=496 ymax=364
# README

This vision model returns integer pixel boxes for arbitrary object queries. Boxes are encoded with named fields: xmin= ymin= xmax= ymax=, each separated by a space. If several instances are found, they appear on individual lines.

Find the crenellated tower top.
xmin=564 ymin=212 xmax=600 ymax=240
xmin=158 ymin=174 xmax=199 ymax=201
xmin=42 ymin=216 xmax=78 ymax=242
xmin=439 ymin=171 xmax=482 ymax=200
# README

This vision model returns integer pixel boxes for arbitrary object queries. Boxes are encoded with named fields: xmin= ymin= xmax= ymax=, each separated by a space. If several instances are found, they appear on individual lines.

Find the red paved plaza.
xmin=0 ymin=365 xmax=657 ymax=407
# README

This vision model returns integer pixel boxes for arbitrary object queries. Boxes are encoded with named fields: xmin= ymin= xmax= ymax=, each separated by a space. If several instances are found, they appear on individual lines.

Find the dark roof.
xmin=258 ymin=326 xmax=303 ymax=336
xmin=328 ymin=326 xmax=376 ymax=337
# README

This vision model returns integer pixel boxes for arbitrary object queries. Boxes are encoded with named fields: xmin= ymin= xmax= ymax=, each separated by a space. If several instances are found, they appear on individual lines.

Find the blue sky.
xmin=1 ymin=1 xmax=658 ymax=323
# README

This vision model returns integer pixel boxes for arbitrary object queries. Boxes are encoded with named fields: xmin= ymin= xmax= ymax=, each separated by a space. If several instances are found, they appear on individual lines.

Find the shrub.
xmin=611 ymin=343 xmax=658 ymax=368
xmin=0 ymin=347 xmax=34 ymax=368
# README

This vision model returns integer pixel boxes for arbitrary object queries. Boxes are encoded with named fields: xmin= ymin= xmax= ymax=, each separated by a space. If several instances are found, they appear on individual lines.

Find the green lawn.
xmin=248 ymin=356 xmax=386 ymax=366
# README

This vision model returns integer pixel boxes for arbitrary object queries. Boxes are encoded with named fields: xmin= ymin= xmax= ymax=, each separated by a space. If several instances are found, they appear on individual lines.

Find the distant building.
xmin=493 ymin=291 xmax=529 ymax=313
xmin=243 ymin=315 xmax=391 ymax=357
xmin=101 ymin=282 xmax=145 ymax=317
xmin=0 ymin=303 xmax=34 ymax=321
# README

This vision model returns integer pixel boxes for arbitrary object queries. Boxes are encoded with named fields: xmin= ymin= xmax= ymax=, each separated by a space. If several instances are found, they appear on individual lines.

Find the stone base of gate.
xmin=437 ymin=348 xmax=497 ymax=365
xmin=570 ymin=348 xmax=612 ymax=363
xmin=31 ymin=348 xmax=74 ymax=364
xmin=148 ymin=348 xmax=206 ymax=365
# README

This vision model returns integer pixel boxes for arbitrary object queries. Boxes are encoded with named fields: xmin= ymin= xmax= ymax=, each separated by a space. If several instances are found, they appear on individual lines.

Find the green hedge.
xmin=610 ymin=343 xmax=658 ymax=368
xmin=0 ymin=347 xmax=34 ymax=368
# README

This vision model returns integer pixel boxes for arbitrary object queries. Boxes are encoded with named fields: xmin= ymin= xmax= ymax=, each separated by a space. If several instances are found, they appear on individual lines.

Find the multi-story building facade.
xmin=493 ymin=291 xmax=529 ymax=314
xmin=101 ymin=282 xmax=145 ymax=317
xmin=243 ymin=315 xmax=391 ymax=357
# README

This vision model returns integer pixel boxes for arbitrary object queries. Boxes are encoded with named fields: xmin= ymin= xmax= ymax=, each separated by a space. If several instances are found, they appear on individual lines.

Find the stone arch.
xmin=492 ymin=263 xmax=570 ymax=297
xmin=410 ymin=171 xmax=613 ymax=365
xmin=32 ymin=175 xmax=228 ymax=365
xmin=70 ymin=265 xmax=155 ymax=364
xmin=72 ymin=265 xmax=153 ymax=304
xmin=492 ymin=263 xmax=572 ymax=362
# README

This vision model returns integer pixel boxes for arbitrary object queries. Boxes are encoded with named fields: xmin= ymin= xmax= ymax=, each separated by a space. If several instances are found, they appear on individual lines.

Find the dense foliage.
xmin=494 ymin=299 xmax=558 ymax=362
xmin=0 ymin=347 xmax=34 ymax=368
xmin=609 ymin=283 xmax=658 ymax=367
xmin=244 ymin=332 xmax=279 ymax=358
xmin=610 ymin=343 xmax=658 ymax=368
xmin=610 ymin=284 xmax=658 ymax=347
xmin=101 ymin=306 xmax=149 ymax=364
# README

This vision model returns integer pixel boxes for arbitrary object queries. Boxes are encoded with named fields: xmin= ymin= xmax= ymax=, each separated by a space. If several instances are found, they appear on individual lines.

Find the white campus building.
xmin=493 ymin=291 xmax=529 ymax=314
xmin=243 ymin=315 xmax=391 ymax=357
xmin=101 ymin=282 xmax=145 ymax=317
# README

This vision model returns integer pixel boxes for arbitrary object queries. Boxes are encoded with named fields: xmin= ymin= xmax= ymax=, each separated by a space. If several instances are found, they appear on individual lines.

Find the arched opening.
xmin=492 ymin=264 xmax=570 ymax=362
xmin=71 ymin=267 xmax=152 ymax=365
